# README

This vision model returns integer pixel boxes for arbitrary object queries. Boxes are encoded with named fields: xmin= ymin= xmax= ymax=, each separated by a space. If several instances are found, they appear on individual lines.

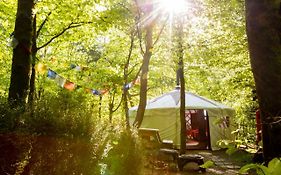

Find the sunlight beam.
xmin=159 ymin=0 xmax=188 ymax=15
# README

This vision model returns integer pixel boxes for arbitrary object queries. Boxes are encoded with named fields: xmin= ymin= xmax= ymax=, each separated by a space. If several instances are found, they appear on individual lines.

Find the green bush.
xmin=0 ymin=91 xmax=146 ymax=174
xmin=239 ymin=158 xmax=281 ymax=175
xmin=103 ymin=128 xmax=144 ymax=175
xmin=0 ymin=91 xmax=106 ymax=174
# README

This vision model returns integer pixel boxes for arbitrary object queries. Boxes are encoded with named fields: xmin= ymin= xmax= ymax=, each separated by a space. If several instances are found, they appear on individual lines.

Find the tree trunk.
xmin=109 ymin=92 xmax=115 ymax=122
xmin=28 ymin=14 xmax=37 ymax=105
xmin=98 ymin=96 xmax=102 ymax=118
xmin=8 ymin=0 xmax=34 ymax=107
xmin=176 ymin=21 xmax=186 ymax=154
xmin=133 ymin=3 xmax=153 ymax=127
xmin=123 ymin=31 xmax=135 ymax=128
xmin=246 ymin=0 xmax=281 ymax=162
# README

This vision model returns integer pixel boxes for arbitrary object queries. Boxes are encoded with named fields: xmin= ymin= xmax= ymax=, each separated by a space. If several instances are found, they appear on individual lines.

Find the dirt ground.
xmin=143 ymin=149 xmax=253 ymax=175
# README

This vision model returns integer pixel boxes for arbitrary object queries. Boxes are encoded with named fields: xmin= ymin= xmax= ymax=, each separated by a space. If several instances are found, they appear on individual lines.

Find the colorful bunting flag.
xmin=70 ymin=64 xmax=89 ymax=71
xmin=92 ymin=89 xmax=100 ymax=95
xmin=74 ymin=66 xmax=82 ymax=71
xmin=70 ymin=64 xmax=76 ymax=69
xmin=55 ymin=75 xmax=66 ymax=88
xmin=64 ymin=80 xmax=76 ymax=91
xmin=100 ymin=89 xmax=108 ymax=95
xmin=42 ymin=63 xmax=138 ymax=96
xmin=36 ymin=63 xmax=47 ymax=74
xmin=133 ymin=76 xmax=141 ymax=85
xmin=85 ymin=88 xmax=93 ymax=94
xmin=124 ymin=82 xmax=133 ymax=90
xmin=47 ymin=69 xmax=57 ymax=79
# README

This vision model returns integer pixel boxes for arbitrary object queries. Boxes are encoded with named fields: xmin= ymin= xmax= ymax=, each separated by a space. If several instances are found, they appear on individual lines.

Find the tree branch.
xmin=36 ymin=11 xmax=52 ymax=38
xmin=37 ymin=21 xmax=92 ymax=50
xmin=153 ymin=15 xmax=169 ymax=46
xmin=128 ymin=63 xmax=141 ymax=76
xmin=133 ymin=0 xmax=145 ymax=55
xmin=113 ymin=94 xmax=124 ymax=113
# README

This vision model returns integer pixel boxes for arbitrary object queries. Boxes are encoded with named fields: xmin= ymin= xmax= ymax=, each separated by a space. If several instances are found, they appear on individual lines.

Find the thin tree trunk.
xmin=29 ymin=14 xmax=37 ymax=105
xmin=8 ymin=0 xmax=34 ymax=107
xmin=99 ymin=96 xmax=102 ymax=118
xmin=123 ymin=31 xmax=135 ymax=128
xmin=133 ymin=3 xmax=153 ymax=127
xmin=109 ymin=91 xmax=115 ymax=122
xmin=246 ymin=0 xmax=281 ymax=162
xmin=133 ymin=30 xmax=153 ymax=127
xmin=176 ymin=20 xmax=186 ymax=154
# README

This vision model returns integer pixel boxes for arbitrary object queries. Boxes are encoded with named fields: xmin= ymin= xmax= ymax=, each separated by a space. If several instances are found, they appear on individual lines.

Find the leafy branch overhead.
xmin=37 ymin=21 xmax=93 ymax=50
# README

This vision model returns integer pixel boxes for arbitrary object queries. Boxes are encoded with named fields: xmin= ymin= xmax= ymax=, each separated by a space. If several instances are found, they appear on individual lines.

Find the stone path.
xmin=144 ymin=149 xmax=253 ymax=175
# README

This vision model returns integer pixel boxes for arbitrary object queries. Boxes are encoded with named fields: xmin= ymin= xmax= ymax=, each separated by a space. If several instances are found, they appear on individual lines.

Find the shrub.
xmin=103 ymin=128 xmax=144 ymax=175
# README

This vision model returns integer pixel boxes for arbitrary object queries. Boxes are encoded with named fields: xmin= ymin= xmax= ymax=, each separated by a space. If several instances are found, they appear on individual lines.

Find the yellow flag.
xmin=35 ymin=63 xmax=47 ymax=74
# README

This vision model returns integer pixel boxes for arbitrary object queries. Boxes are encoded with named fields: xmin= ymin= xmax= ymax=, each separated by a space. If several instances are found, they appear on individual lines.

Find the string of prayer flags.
xmin=39 ymin=62 xmax=135 ymax=96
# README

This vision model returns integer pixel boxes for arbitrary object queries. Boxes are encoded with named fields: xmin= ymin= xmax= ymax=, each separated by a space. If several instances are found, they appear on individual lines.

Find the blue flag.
xmin=47 ymin=69 xmax=57 ymax=79
xmin=92 ymin=90 xmax=101 ymax=95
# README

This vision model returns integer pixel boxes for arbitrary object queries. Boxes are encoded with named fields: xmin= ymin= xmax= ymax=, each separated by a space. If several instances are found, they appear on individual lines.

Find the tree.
xmin=175 ymin=19 xmax=186 ymax=154
xmin=123 ymin=31 xmax=138 ymax=127
xmin=8 ymin=0 xmax=34 ymax=107
xmin=133 ymin=0 xmax=154 ymax=127
xmin=245 ymin=0 xmax=281 ymax=162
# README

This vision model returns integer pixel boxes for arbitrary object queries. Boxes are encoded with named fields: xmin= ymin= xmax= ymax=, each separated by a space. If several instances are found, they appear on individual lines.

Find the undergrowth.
xmin=0 ymin=91 xmax=144 ymax=175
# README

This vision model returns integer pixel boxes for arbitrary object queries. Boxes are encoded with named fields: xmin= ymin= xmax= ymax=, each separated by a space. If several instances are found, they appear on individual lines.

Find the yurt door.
xmin=185 ymin=109 xmax=210 ymax=149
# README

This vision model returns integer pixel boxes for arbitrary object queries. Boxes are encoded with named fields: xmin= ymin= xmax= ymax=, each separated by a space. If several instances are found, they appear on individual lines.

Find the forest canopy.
xmin=0 ymin=0 xmax=266 ymax=174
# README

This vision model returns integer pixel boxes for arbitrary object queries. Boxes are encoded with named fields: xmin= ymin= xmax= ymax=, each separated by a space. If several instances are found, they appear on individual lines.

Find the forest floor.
xmin=143 ymin=149 xmax=254 ymax=175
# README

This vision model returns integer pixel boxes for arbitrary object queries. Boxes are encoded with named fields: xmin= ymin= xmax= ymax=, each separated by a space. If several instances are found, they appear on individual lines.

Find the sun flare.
xmin=160 ymin=0 xmax=188 ymax=14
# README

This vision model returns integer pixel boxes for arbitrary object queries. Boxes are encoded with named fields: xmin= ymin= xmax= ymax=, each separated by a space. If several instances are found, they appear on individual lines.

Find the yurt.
xmin=129 ymin=88 xmax=235 ymax=150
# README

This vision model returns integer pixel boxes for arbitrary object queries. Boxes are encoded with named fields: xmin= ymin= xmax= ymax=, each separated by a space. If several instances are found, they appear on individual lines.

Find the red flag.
xmin=64 ymin=80 xmax=75 ymax=91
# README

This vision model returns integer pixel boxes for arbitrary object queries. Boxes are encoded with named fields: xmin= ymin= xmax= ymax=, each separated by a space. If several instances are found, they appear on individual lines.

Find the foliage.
xmin=239 ymin=158 xmax=281 ymax=175
xmin=200 ymin=160 xmax=215 ymax=169
xmin=0 ymin=0 xmax=265 ymax=173
xmin=0 ymin=91 xmax=144 ymax=174
xmin=183 ymin=0 xmax=257 ymax=142
xmin=1 ymin=0 xmax=257 ymax=131
xmin=0 ymin=91 xmax=99 ymax=173
xmin=0 ymin=0 xmax=16 ymax=96
xmin=103 ymin=129 xmax=144 ymax=175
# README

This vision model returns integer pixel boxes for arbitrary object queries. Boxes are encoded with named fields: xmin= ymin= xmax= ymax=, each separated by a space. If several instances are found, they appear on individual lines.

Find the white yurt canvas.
xmin=129 ymin=89 xmax=235 ymax=150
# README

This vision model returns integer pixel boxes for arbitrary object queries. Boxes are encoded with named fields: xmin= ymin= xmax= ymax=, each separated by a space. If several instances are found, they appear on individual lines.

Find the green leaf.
xmin=257 ymin=165 xmax=269 ymax=175
xmin=226 ymin=145 xmax=238 ymax=155
xmin=239 ymin=163 xmax=258 ymax=174
xmin=200 ymin=160 xmax=215 ymax=169
xmin=268 ymin=158 xmax=281 ymax=175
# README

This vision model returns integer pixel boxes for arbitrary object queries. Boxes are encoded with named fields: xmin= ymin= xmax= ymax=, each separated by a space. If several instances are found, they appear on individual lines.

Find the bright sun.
xmin=160 ymin=0 xmax=188 ymax=14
